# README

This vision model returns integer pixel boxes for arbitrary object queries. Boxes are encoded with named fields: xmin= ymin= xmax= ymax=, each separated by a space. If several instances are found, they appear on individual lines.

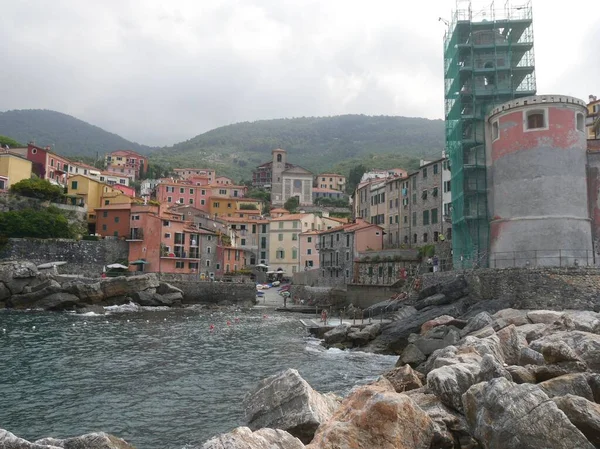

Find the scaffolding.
xmin=444 ymin=0 xmax=536 ymax=267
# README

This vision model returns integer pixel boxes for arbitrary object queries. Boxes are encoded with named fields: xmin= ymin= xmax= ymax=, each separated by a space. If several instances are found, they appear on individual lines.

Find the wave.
xmin=77 ymin=311 xmax=104 ymax=317
xmin=104 ymin=302 xmax=140 ymax=313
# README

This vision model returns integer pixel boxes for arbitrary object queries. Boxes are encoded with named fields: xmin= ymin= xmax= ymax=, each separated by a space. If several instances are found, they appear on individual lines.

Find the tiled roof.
xmin=94 ymin=203 xmax=132 ymax=211
xmin=269 ymin=213 xmax=309 ymax=221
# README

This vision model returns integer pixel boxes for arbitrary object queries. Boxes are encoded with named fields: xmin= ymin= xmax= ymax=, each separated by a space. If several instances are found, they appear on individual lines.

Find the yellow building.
xmin=209 ymin=197 xmax=263 ymax=218
xmin=315 ymin=173 xmax=346 ymax=192
xmin=0 ymin=152 xmax=32 ymax=189
xmin=68 ymin=175 xmax=123 ymax=229
xmin=587 ymin=95 xmax=600 ymax=140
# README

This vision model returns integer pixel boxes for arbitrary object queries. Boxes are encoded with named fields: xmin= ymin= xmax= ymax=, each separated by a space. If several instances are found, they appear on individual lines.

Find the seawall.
xmin=158 ymin=273 xmax=256 ymax=306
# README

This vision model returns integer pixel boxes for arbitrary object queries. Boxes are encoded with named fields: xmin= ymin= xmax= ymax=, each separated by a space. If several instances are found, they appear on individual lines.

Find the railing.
xmin=127 ymin=229 xmax=144 ymax=240
xmin=489 ymin=249 xmax=595 ymax=269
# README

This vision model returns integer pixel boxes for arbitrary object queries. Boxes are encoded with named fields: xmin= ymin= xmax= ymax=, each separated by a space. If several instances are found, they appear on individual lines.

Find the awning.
xmin=129 ymin=260 xmax=149 ymax=265
xmin=106 ymin=263 xmax=129 ymax=269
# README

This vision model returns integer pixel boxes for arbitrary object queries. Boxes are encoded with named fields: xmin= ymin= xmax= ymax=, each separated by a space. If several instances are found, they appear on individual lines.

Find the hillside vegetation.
xmin=0 ymin=109 xmax=153 ymax=157
xmin=152 ymin=115 xmax=445 ymax=181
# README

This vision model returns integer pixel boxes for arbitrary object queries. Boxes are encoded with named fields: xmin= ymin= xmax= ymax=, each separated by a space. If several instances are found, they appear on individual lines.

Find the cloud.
xmin=0 ymin=0 xmax=597 ymax=146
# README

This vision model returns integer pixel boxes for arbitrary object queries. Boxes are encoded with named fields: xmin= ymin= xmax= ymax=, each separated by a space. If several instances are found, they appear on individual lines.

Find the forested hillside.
xmin=0 ymin=110 xmax=154 ymax=157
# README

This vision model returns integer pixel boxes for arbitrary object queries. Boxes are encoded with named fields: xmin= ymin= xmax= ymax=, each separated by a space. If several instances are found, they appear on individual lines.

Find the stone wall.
xmin=354 ymin=260 xmax=413 ymax=285
xmin=158 ymin=273 xmax=255 ymax=305
xmin=0 ymin=238 xmax=128 ymax=278
xmin=345 ymin=284 xmax=404 ymax=309
xmin=421 ymin=267 xmax=600 ymax=311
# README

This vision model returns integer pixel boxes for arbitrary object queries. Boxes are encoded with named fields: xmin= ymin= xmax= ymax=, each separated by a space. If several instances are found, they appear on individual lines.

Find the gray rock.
xmin=0 ymin=283 xmax=11 ymax=302
xmin=506 ymin=365 xmax=537 ymax=384
xmin=383 ymin=364 xmax=423 ymax=393
xmin=470 ymin=325 xmax=496 ymax=339
xmin=477 ymin=354 xmax=511 ymax=383
xmin=496 ymin=324 xmax=527 ymax=366
xmin=0 ymin=261 xmax=41 ymax=295
xmin=363 ymin=298 xmax=405 ymax=317
xmin=323 ymin=323 xmax=351 ymax=345
xmin=492 ymin=308 xmax=531 ymax=327
xmin=415 ymin=293 xmax=451 ymax=310
xmin=420 ymin=345 xmax=483 ymax=376
xmin=398 ymin=344 xmax=427 ymax=367
xmin=587 ymin=373 xmax=600 ymax=403
xmin=463 ymin=378 xmax=595 ymax=449
xmin=527 ymin=310 xmax=564 ymax=325
xmin=9 ymin=280 xmax=63 ymax=309
xmin=100 ymin=273 xmax=160 ymax=299
xmin=418 ymin=275 xmax=468 ymax=302
xmin=553 ymin=395 xmax=600 ymax=447
xmin=563 ymin=311 xmax=600 ymax=334
xmin=427 ymin=362 xmax=480 ymax=412
xmin=346 ymin=329 xmax=372 ymax=347
xmin=37 ymin=292 xmax=81 ymax=311
xmin=530 ymin=331 xmax=600 ymax=369
xmin=460 ymin=312 xmax=495 ymax=337
xmin=519 ymin=347 xmax=546 ymax=366
xmin=531 ymin=361 xmax=590 ymax=383
xmin=243 ymin=368 xmax=339 ymax=444
xmin=459 ymin=335 xmax=505 ymax=365
xmin=156 ymin=282 xmax=183 ymax=295
xmin=0 ymin=430 xmax=134 ymax=449
xmin=538 ymin=373 xmax=595 ymax=401
xmin=63 ymin=281 xmax=104 ymax=303
xmin=202 ymin=427 xmax=304 ymax=449
xmin=413 ymin=326 xmax=461 ymax=357
xmin=514 ymin=323 xmax=548 ymax=343
xmin=0 ymin=428 xmax=62 ymax=448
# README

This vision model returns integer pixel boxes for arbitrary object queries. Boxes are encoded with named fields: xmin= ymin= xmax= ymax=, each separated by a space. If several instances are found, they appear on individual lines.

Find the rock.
xmin=506 ymin=365 xmax=537 ymax=384
xmin=587 ymin=373 xmax=600 ymax=403
xmin=160 ymin=292 xmax=183 ymax=303
xmin=530 ymin=331 xmax=600 ymax=369
xmin=63 ymin=281 xmax=104 ymax=303
xmin=515 ymin=323 xmax=548 ymax=343
xmin=0 ymin=430 xmax=134 ymax=449
xmin=37 ymin=292 xmax=81 ymax=311
xmin=0 ymin=283 xmax=11 ymax=302
xmin=492 ymin=308 xmax=531 ymax=327
xmin=34 ymin=438 xmax=64 ymax=447
xmin=323 ymin=324 xmax=351 ymax=346
xmin=419 ymin=275 xmax=468 ymax=302
xmin=100 ymin=274 xmax=160 ymax=299
xmin=463 ymin=378 xmax=595 ymax=449
xmin=243 ymin=368 xmax=339 ymax=444
xmin=346 ymin=329 xmax=371 ymax=347
xmin=531 ymin=362 xmax=590 ymax=383
xmin=363 ymin=323 xmax=381 ymax=339
xmin=527 ymin=310 xmax=564 ymax=324
xmin=460 ymin=335 xmax=505 ymax=364
xmin=538 ymin=373 xmax=594 ymax=401
xmin=202 ymin=427 xmax=304 ymax=449
xmin=408 ymin=391 xmax=478 ymax=449
xmin=420 ymin=315 xmax=455 ymax=334
xmin=306 ymin=381 xmax=435 ymax=449
xmin=363 ymin=298 xmax=405 ymax=317
xmin=383 ymin=364 xmax=423 ymax=393
xmin=415 ymin=293 xmax=452 ymax=310
xmin=420 ymin=345 xmax=482 ymax=376
xmin=0 ymin=261 xmax=41 ymax=295
xmin=460 ymin=312 xmax=494 ymax=337
xmin=398 ymin=344 xmax=426 ymax=367
xmin=412 ymin=325 xmax=461 ymax=357
xmin=156 ymin=282 xmax=183 ymax=295
xmin=8 ymin=280 xmax=63 ymax=309
xmin=497 ymin=324 xmax=527 ymax=366
xmin=477 ymin=354 xmax=511 ymax=383
xmin=427 ymin=362 xmax=480 ymax=412
xmin=563 ymin=311 xmax=600 ymax=334
xmin=519 ymin=347 xmax=546 ymax=366
xmin=0 ymin=428 xmax=62 ymax=448
xmin=470 ymin=325 xmax=495 ymax=339
xmin=553 ymin=395 xmax=600 ymax=447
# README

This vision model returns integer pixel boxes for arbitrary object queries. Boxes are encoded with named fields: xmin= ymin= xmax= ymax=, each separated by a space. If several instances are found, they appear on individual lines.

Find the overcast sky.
xmin=1 ymin=0 xmax=597 ymax=146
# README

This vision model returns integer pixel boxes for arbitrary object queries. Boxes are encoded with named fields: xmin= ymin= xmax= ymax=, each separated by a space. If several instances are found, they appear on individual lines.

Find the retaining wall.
xmin=158 ymin=273 xmax=255 ymax=305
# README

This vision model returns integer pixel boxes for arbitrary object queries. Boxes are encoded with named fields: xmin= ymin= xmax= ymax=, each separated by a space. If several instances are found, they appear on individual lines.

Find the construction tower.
xmin=444 ymin=0 xmax=536 ymax=267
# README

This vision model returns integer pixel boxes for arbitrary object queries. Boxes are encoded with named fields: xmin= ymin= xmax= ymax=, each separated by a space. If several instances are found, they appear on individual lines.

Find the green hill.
xmin=0 ymin=109 xmax=154 ymax=157
xmin=152 ymin=115 xmax=445 ymax=181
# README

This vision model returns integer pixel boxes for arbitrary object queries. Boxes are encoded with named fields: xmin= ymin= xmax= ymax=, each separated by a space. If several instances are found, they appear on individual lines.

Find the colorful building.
xmin=95 ymin=203 xmax=132 ymax=238
xmin=315 ymin=173 xmax=346 ymax=191
xmin=174 ymin=168 xmax=215 ymax=182
xmin=105 ymin=150 xmax=148 ymax=181
xmin=215 ymin=176 xmax=234 ymax=185
xmin=587 ymin=94 xmax=600 ymax=141
xmin=299 ymin=230 xmax=319 ymax=269
xmin=67 ymin=175 xmax=122 ymax=232
xmin=0 ymin=151 xmax=32 ymax=190
xmin=312 ymin=187 xmax=347 ymax=202
xmin=26 ymin=143 xmax=72 ymax=186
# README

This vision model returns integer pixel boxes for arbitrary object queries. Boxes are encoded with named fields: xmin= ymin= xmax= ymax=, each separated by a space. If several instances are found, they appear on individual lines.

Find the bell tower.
xmin=271 ymin=148 xmax=286 ymax=206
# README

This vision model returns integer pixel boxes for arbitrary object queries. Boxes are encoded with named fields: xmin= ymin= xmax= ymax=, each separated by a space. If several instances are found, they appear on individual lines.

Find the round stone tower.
xmin=486 ymin=94 xmax=592 ymax=267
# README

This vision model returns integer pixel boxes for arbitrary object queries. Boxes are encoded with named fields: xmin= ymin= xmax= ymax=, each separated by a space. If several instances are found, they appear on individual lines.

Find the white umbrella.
xmin=106 ymin=263 xmax=129 ymax=269
xmin=256 ymin=263 xmax=269 ymax=268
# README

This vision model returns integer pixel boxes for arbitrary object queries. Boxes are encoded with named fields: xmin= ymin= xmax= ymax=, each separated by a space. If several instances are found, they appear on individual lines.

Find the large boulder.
xmin=427 ymin=362 xmax=480 ymax=412
xmin=527 ymin=310 xmax=564 ymax=325
xmin=0 ymin=428 xmax=62 ymax=449
xmin=363 ymin=298 xmax=405 ymax=317
xmin=463 ymin=378 xmax=595 ymax=449
xmin=36 ymin=292 xmax=81 ymax=311
xmin=538 ymin=373 xmax=595 ymax=401
xmin=323 ymin=324 xmax=351 ymax=346
xmin=398 ymin=344 xmax=427 ymax=367
xmin=496 ymin=324 xmax=527 ymax=366
xmin=460 ymin=312 xmax=494 ymax=338
xmin=100 ymin=274 xmax=160 ymax=299
xmin=411 ymin=325 xmax=461 ymax=357
xmin=306 ymin=380 xmax=435 ymax=449
xmin=492 ymin=308 xmax=530 ymax=327
xmin=0 ymin=429 xmax=134 ymax=449
xmin=202 ymin=427 xmax=304 ymax=449
xmin=530 ymin=331 xmax=600 ymax=370
xmin=156 ymin=282 xmax=183 ymax=295
xmin=383 ymin=364 xmax=423 ymax=393
xmin=243 ymin=368 xmax=339 ymax=444
xmin=0 ymin=261 xmax=41 ymax=296
xmin=415 ymin=293 xmax=453 ymax=310
xmin=420 ymin=315 xmax=456 ymax=334
xmin=418 ymin=275 xmax=468 ymax=302
xmin=8 ymin=280 xmax=63 ymax=309
xmin=63 ymin=281 xmax=104 ymax=303
xmin=553 ymin=395 xmax=600 ymax=447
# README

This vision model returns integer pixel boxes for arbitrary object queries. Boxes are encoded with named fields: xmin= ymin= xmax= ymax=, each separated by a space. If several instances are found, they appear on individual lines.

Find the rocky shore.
xmin=4 ymin=273 xmax=600 ymax=448
xmin=0 ymin=261 xmax=186 ymax=312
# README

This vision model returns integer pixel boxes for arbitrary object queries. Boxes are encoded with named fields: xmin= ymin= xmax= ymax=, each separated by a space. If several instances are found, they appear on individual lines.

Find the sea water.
xmin=0 ymin=307 xmax=396 ymax=448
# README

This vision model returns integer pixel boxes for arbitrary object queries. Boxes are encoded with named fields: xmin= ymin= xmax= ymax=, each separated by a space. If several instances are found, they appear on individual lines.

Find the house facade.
xmin=105 ymin=150 xmax=147 ymax=180
xmin=0 ymin=152 xmax=32 ymax=189
xmin=315 ymin=173 xmax=346 ymax=191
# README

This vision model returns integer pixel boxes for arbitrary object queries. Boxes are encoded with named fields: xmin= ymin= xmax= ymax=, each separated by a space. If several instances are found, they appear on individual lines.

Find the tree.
xmin=0 ymin=135 xmax=24 ymax=148
xmin=347 ymin=164 xmax=368 ymax=194
xmin=284 ymin=196 xmax=299 ymax=213
xmin=0 ymin=207 xmax=75 ymax=239
xmin=10 ymin=178 xmax=64 ymax=202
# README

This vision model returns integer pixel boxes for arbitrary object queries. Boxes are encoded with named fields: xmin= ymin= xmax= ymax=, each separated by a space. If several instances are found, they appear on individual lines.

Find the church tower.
xmin=271 ymin=148 xmax=286 ymax=206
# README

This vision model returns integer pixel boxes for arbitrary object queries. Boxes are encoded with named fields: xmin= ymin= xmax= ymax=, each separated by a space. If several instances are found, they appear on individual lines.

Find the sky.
xmin=0 ymin=0 xmax=598 ymax=146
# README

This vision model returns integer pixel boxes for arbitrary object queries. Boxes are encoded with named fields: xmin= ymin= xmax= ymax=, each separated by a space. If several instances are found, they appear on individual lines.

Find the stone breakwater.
xmin=0 ymin=261 xmax=255 ymax=311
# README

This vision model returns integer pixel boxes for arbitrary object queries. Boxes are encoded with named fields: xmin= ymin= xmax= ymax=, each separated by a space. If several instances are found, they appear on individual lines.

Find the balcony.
xmin=127 ymin=228 xmax=144 ymax=241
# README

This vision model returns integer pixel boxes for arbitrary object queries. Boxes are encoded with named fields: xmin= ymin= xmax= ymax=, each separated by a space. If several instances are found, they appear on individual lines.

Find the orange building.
xmin=95 ymin=203 xmax=132 ymax=238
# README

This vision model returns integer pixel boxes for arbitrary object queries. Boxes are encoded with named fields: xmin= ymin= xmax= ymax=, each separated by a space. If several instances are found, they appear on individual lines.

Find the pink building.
xmin=26 ymin=144 xmax=72 ymax=186
xmin=104 ymin=150 xmax=148 ymax=180
xmin=215 ymin=176 xmax=234 ymax=185
xmin=174 ymin=168 xmax=215 ymax=182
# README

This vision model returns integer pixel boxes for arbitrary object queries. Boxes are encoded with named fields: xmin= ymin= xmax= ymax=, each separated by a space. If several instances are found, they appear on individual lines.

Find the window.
xmin=292 ymin=248 xmax=297 ymax=259
xmin=292 ymin=234 xmax=298 ymax=241
xmin=201 ymin=189 xmax=206 ymax=195
xmin=189 ymin=188 xmax=194 ymax=194
xmin=163 ymin=220 xmax=170 ymax=227
xmin=378 ymin=266 xmax=383 ymax=277
xmin=526 ymin=110 xmax=546 ymax=130
xmin=241 ymin=238 xmax=246 ymax=246
xmin=207 ymin=247 xmax=211 ymax=254
xmin=262 ymin=224 xmax=267 ymax=233
xmin=492 ymin=120 xmax=499 ymax=140
xmin=167 ymin=197 xmax=172 ymax=203
xmin=104 ymin=199 xmax=110 ymax=205
xmin=307 ymin=248 xmax=312 ymax=255
xmin=227 ymin=203 xmax=232 ymax=209
xmin=307 ymin=236 xmax=312 ymax=243
xmin=577 ymin=113 xmax=584 ymax=132
xmin=412 ymin=193 xmax=417 ymax=204
xmin=175 ymin=261 xmax=184 ymax=269
xmin=413 ymin=233 xmax=417 ymax=243
xmin=433 ymin=164 xmax=438 ymax=175
xmin=276 ymin=250 xmax=285 ymax=259
xmin=444 ymin=180 xmax=451 ymax=193
xmin=434 ymin=231 xmax=439 ymax=242
xmin=423 ymin=233 xmax=428 ymax=242
xmin=102 ymin=211 xmax=108 ymax=218
xmin=71 ymin=181 xmax=78 ymax=190
xmin=346 ymin=251 xmax=350 ymax=261
xmin=102 ymin=224 xmax=107 ymax=231
xmin=368 ymin=266 xmax=373 ymax=276
xmin=114 ymin=216 xmax=120 ymax=223
xmin=404 ymin=215 xmax=408 ymax=223
xmin=190 ymin=262 xmax=199 ymax=270
xmin=431 ymin=208 xmax=438 ymax=224
xmin=164 ymin=233 xmax=171 ymax=238
xmin=278 ymin=233 xmax=283 ymax=241
xmin=213 ymin=202 xmax=220 ymax=208
xmin=260 ymin=236 xmax=267 ymax=248
xmin=404 ymin=235 xmax=409 ymax=244
xmin=132 ymin=215 xmax=140 ymax=221
xmin=201 ymin=199 xmax=205 ymax=205
xmin=389 ymin=216 xmax=393 ymax=225
xmin=422 ymin=167 xmax=427 ymax=178
xmin=423 ymin=210 xmax=430 ymax=225
xmin=178 ymin=198 xmax=184 ymax=204
xmin=189 ymin=199 xmax=194 ymax=204
xmin=412 ymin=211 xmax=417 ymax=226
xmin=277 ymin=154 xmax=282 ymax=162
xmin=346 ymin=234 xmax=350 ymax=246
xmin=422 ymin=190 xmax=428 ymax=200
xmin=120 ymin=179 xmax=126 ymax=184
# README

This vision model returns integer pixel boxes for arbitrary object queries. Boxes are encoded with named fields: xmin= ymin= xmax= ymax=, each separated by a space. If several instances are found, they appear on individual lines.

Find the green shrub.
xmin=0 ymin=206 xmax=74 ymax=239
xmin=82 ymin=235 xmax=101 ymax=241
xmin=10 ymin=178 xmax=64 ymax=202
xmin=239 ymin=203 xmax=258 ymax=210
